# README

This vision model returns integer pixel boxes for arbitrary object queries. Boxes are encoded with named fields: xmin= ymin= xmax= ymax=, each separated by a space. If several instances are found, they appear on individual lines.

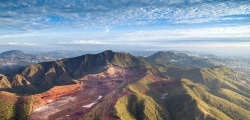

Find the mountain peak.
xmin=0 ymin=50 xmax=25 ymax=56
xmin=3 ymin=50 xmax=149 ymax=94
xmin=103 ymin=50 xmax=114 ymax=54
xmin=146 ymin=51 xmax=176 ymax=61
xmin=156 ymin=51 xmax=175 ymax=55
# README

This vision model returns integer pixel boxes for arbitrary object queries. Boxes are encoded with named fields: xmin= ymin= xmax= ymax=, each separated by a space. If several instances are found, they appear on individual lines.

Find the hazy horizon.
xmin=1 ymin=49 xmax=249 ymax=57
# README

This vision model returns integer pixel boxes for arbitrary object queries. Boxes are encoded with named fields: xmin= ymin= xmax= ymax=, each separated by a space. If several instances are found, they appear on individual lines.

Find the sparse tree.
xmin=94 ymin=116 xmax=102 ymax=120
xmin=67 ymin=108 xmax=73 ymax=112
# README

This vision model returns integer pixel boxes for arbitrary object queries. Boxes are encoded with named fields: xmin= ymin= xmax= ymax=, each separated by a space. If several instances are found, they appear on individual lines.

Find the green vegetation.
xmin=15 ymin=96 xmax=33 ymax=120
xmin=129 ymin=76 xmax=156 ymax=94
xmin=67 ymin=108 xmax=73 ymax=112
xmin=145 ymin=51 xmax=176 ymax=62
xmin=115 ymin=94 xmax=170 ymax=120
xmin=145 ymin=51 xmax=215 ymax=69
xmin=1 ymin=50 xmax=149 ymax=94
xmin=114 ymin=76 xmax=170 ymax=120
xmin=94 ymin=116 xmax=103 ymax=120
xmin=114 ymin=65 xmax=250 ymax=120
xmin=0 ymin=99 xmax=15 ymax=120
xmin=0 ymin=92 xmax=32 ymax=120
xmin=111 ymin=52 xmax=150 ymax=68
xmin=160 ymin=79 xmax=250 ymax=120
xmin=83 ymin=92 xmax=114 ymax=120
xmin=2 ymin=50 xmax=250 ymax=120
xmin=116 ymin=82 xmax=129 ymax=95
xmin=146 ymin=67 xmax=171 ymax=79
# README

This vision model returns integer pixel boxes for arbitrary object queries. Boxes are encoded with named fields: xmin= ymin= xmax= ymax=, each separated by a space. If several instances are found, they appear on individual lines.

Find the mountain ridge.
xmin=114 ymin=65 xmax=250 ymax=120
xmin=2 ymin=50 xmax=149 ymax=94
xmin=145 ymin=51 xmax=215 ymax=68
xmin=0 ymin=50 xmax=25 ymax=56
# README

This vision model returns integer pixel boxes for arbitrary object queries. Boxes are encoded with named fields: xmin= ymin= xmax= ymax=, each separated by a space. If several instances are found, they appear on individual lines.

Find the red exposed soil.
xmin=29 ymin=63 xmax=142 ymax=120
xmin=32 ymin=84 xmax=82 ymax=110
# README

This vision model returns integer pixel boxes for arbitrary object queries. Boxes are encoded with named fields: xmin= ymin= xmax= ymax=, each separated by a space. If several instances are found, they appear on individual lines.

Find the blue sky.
xmin=0 ymin=0 xmax=250 ymax=54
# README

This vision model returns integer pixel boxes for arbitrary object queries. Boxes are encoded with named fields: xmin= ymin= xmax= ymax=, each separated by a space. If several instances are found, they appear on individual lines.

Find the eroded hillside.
xmin=29 ymin=63 xmax=143 ymax=120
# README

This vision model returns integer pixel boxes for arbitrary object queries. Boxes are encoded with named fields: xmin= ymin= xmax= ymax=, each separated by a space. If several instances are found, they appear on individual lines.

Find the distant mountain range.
xmin=0 ymin=50 xmax=57 ymax=74
xmin=145 ymin=51 xmax=215 ymax=68
xmin=0 ymin=50 xmax=194 ymax=74
xmin=40 ymin=50 xmax=103 ymax=59
xmin=0 ymin=50 xmax=25 ymax=56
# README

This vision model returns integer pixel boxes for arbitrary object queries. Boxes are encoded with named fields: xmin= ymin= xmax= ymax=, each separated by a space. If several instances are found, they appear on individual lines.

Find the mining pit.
xmin=29 ymin=64 xmax=142 ymax=120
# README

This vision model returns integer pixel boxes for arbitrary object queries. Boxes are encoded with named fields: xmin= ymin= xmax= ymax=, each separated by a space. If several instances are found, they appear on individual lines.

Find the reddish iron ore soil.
xmin=29 ymin=63 xmax=142 ymax=120
xmin=32 ymin=84 xmax=83 ymax=110
xmin=28 ymin=64 xmax=178 ymax=120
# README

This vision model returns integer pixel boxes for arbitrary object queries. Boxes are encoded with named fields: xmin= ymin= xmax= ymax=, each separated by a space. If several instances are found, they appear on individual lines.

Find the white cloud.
xmin=59 ymin=41 xmax=67 ymax=44
xmin=0 ymin=18 xmax=49 ymax=31
xmin=3 ymin=25 xmax=249 ymax=47
xmin=59 ymin=40 xmax=112 ymax=44
xmin=105 ymin=28 xmax=109 ymax=33
xmin=44 ymin=25 xmax=250 ymax=50
xmin=37 ymin=25 xmax=250 ymax=46
xmin=0 ymin=30 xmax=38 ymax=38
xmin=8 ymin=42 xmax=19 ymax=45
xmin=0 ymin=0 xmax=249 ymax=30
xmin=23 ymin=43 xmax=36 ymax=45
xmin=7 ymin=42 xmax=36 ymax=45
xmin=155 ymin=42 xmax=250 ymax=48
xmin=111 ymin=25 xmax=250 ymax=41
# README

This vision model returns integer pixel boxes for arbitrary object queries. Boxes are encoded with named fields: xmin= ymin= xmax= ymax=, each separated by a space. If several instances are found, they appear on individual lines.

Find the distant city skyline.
xmin=0 ymin=0 xmax=250 ymax=55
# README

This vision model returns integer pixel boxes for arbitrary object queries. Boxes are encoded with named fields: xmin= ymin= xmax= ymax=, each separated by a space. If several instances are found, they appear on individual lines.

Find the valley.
xmin=29 ymin=63 xmax=144 ymax=120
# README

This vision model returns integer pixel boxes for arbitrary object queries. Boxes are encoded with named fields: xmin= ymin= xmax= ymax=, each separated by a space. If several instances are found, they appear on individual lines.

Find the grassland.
xmin=113 ymin=66 xmax=250 ymax=120
xmin=0 ymin=91 xmax=32 ymax=120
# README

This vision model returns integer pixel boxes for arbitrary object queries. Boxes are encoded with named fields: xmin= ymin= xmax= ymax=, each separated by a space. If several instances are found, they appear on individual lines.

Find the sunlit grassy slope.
xmin=115 ymin=93 xmax=170 ymax=120
xmin=0 ymin=91 xmax=32 ymax=120
xmin=0 ymin=74 xmax=11 ymax=88
xmin=114 ymin=66 xmax=250 ymax=120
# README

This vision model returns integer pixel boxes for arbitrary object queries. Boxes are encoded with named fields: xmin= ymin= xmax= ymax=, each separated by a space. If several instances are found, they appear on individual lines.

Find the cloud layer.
xmin=1 ymin=0 xmax=250 ymax=31
xmin=1 ymin=0 xmax=250 ymax=54
xmin=54 ymin=25 xmax=250 ymax=43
